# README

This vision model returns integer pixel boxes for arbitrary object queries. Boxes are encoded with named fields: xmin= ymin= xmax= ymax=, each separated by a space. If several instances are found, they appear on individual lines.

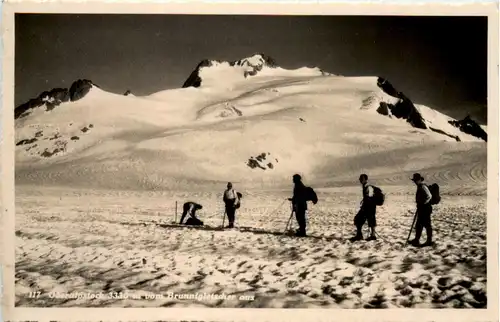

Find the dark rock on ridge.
xmin=182 ymin=53 xmax=278 ymax=88
xmin=15 ymin=88 xmax=69 ymax=119
xmin=448 ymin=115 xmax=487 ymax=142
xmin=15 ymin=79 xmax=99 ymax=119
xmin=376 ymin=77 xmax=487 ymax=141
xmin=182 ymin=59 xmax=218 ymax=88
xmin=429 ymin=127 xmax=461 ymax=142
xmin=376 ymin=77 xmax=427 ymax=130
xmin=376 ymin=102 xmax=391 ymax=116
xmin=69 ymin=79 xmax=95 ymax=101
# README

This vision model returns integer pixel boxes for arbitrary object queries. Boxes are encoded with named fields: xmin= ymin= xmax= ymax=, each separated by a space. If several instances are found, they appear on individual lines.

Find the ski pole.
xmin=284 ymin=209 xmax=295 ymax=233
xmin=405 ymin=210 xmax=418 ymax=245
xmin=221 ymin=209 xmax=226 ymax=228
xmin=175 ymin=201 xmax=178 ymax=223
xmin=284 ymin=199 xmax=295 ymax=234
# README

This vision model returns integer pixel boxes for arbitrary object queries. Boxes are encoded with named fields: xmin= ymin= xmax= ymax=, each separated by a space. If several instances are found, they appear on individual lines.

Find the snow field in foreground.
xmin=15 ymin=187 xmax=486 ymax=308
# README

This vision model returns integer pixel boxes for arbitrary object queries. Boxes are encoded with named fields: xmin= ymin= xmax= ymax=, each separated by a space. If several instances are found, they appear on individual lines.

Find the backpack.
xmin=306 ymin=186 xmax=318 ymax=204
xmin=427 ymin=183 xmax=441 ymax=205
xmin=235 ymin=192 xmax=243 ymax=209
xmin=370 ymin=185 xmax=385 ymax=206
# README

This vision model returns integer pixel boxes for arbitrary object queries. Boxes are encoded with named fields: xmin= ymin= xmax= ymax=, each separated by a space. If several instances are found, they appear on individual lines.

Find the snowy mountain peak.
xmin=15 ymin=62 xmax=487 ymax=189
xmin=182 ymin=53 xmax=325 ymax=88
xmin=15 ymin=79 xmax=98 ymax=119
xmin=232 ymin=53 xmax=278 ymax=69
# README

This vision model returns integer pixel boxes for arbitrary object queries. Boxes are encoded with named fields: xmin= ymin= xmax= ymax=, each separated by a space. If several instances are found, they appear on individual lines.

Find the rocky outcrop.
xmin=376 ymin=77 xmax=487 ymax=141
xmin=429 ymin=127 xmax=461 ymax=142
xmin=376 ymin=77 xmax=427 ymax=130
xmin=16 ymin=123 xmax=95 ymax=158
xmin=376 ymin=102 xmax=391 ymax=116
xmin=16 ymin=138 xmax=38 ymax=146
xmin=247 ymin=152 xmax=276 ymax=170
xmin=69 ymin=79 xmax=95 ymax=101
xmin=449 ymin=115 xmax=487 ymax=142
xmin=232 ymin=53 xmax=278 ymax=68
xmin=15 ymin=79 xmax=98 ymax=119
xmin=42 ymin=88 xmax=71 ymax=104
xmin=182 ymin=53 xmax=278 ymax=88
xmin=182 ymin=59 xmax=218 ymax=88
xmin=15 ymin=88 xmax=70 ymax=119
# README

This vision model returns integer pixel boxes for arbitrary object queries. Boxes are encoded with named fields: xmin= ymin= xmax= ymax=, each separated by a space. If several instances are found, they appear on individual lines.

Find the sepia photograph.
xmin=2 ymin=2 xmax=498 ymax=320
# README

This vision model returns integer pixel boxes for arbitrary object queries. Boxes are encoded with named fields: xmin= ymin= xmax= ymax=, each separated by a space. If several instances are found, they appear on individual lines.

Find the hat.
xmin=411 ymin=173 xmax=424 ymax=182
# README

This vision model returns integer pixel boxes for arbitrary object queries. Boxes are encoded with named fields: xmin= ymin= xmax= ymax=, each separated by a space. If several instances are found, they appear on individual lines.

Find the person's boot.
xmin=421 ymin=227 xmax=433 ymax=247
xmin=408 ymin=239 xmax=420 ymax=246
xmin=409 ymin=228 xmax=422 ymax=246
xmin=295 ymin=228 xmax=306 ymax=237
xmin=422 ymin=233 xmax=433 ymax=247
xmin=350 ymin=230 xmax=363 ymax=242
xmin=227 ymin=222 xmax=234 ymax=228
xmin=366 ymin=228 xmax=377 ymax=241
xmin=421 ymin=240 xmax=433 ymax=247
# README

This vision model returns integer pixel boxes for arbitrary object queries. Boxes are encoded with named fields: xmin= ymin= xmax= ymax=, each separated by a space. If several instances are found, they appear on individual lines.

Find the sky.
xmin=15 ymin=14 xmax=488 ymax=123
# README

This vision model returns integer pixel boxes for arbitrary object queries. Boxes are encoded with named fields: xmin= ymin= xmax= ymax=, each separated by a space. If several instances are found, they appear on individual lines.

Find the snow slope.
xmin=15 ymin=55 xmax=486 ymax=192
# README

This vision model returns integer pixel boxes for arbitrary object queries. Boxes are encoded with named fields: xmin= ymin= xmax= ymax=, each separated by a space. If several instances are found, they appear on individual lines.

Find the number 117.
xmin=28 ymin=291 xmax=41 ymax=298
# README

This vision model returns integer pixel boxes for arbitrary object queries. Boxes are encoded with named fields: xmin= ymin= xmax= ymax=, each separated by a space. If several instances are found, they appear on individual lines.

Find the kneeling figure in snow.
xmin=180 ymin=201 xmax=204 ymax=226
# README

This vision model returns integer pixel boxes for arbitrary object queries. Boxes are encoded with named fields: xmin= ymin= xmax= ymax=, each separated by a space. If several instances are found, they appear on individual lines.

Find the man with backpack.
xmin=350 ymin=174 xmax=383 ymax=242
xmin=289 ymin=174 xmax=317 ymax=237
xmin=223 ymin=182 xmax=240 ymax=228
xmin=408 ymin=173 xmax=435 ymax=247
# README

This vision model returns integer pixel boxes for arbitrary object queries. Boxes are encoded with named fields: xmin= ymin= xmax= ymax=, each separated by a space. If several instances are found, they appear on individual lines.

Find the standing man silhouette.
xmin=290 ymin=174 xmax=309 ymax=237
xmin=223 ymin=182 xmax=240 ymax=228
xmin=408 ymin=173 xmax=434 ymax=247
xmin=350 ymin=174 xmax=377 ymax=241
